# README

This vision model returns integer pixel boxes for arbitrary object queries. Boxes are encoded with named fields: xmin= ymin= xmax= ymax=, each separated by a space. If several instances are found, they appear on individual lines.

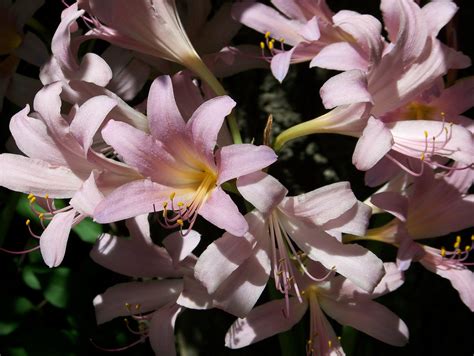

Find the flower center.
xmin=403 ymin=101 xmax=436 ymax=121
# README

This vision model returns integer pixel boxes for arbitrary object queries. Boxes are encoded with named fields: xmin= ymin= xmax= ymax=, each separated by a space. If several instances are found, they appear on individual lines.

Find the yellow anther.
xmin=454 ymin=236 xmax=461 ymax=249
xmin=440 ymin=247 xmax=446 ymax=257
xmin=424 ymin=130 xmax=428 ymax=138
xmin=38 ymin=213 xmax=44 ymax=220
xmin=440 ymin=111 xmax=445 ymax=117
xmin=177 ymin=219 xmax=184 ymax=227
xmin=265 ymin=31 xmax=271 ymax=39
xmin=456 ymin=249 xmax=462 ymax=255
xmin=465 ymin=245 xmax=471 ymax=252
xmin=471 ymin=235 xmax=474 ymax=241
xmin=328 ymin=340 xmax=332 ymax=348
xmin=29 ymin=196 xmax=36 ymax=204
xmin=123 ymin=318 xmax=129 ymax=324
xmin=125 ymin=302 xmax=131 ymax=311
xmin=280 ymin=38 xmax=285 ymax=43
xmin=260 ymin=41 xmax=265 ymax=49
xmin=44 ymin=194 xmax=49 ymax=200
xmin=337 ymin=336 xmax=341 ymax=340
xmin=135 ymin=303 xmax=141 ymax=310
xmin=177 ymin=202 xmax=184 ymax=208
xmin=27 ymin=193 xmax=34 ymax=200
xmin=421 ymin=152 xmax=425 ymax=161
xmin=307 ymin=339 xmax=312 ymax=345
xmin=25 ymin=219 xmax=31 ymax=226
xmin=268 ymin=41 xmax=274 ymax=50
xmin=170 ymin=192 xmax=176 ymax=200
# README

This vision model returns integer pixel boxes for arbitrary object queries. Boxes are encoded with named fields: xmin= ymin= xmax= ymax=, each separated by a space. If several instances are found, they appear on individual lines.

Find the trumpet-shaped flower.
xmin=94 ymin=75 xmax=277 ymax=236
xmin=194 ymin=171 xmax=383 ymax=317
xmin=232 ymin=0 xmax=383 ymax=81
xmin=225 ymin=262 xmax=408 ymax=355
xmin=274 ymin=0 xmax=473 ymax=173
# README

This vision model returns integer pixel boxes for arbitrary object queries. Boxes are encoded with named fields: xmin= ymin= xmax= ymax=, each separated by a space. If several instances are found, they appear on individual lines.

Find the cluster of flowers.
xmin=0 ymin=0 xmax=473 ymax=354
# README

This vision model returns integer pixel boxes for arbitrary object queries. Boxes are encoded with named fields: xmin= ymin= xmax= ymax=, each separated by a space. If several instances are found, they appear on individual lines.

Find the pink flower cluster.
xmin=0 ymin=0 xmax=472 ymax=355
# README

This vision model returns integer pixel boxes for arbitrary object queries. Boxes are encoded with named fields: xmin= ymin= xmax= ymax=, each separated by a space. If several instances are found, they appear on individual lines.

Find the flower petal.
xmin=270 ymin=48 xmax=296 ymax=83
xmin=320 ymin=70 xmax=372 ymax=109
xmin=163 ymin=230 xmax=201 ymax=264
xmin=225 ymin=297 xmax=307 ymax=348
xmin=93 ymin=280 xmax=182 ymax=324
xmin=353 ymin=117 xmax=394 ymax=171
xmin=217 ymin=144 xmax=277 ymax=185
xmin=149 ymin=304 xmax=183 ymax=356
xmin=40 ymin=209 xmax=76 ymax=267
xmin=320 ymin=297 xmax=409 ymax=346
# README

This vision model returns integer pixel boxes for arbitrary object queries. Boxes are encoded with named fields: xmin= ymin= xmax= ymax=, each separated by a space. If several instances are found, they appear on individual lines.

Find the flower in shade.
xmin=94 ymin=75 xmax=277 ymax=236
xmin=225 ymin=262 xmax=408 ymax=355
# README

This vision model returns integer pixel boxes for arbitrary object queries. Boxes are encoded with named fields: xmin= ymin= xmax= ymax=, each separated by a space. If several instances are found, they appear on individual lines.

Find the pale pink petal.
xmin=93 ymin=179 xmax=170 ymax=223
xmin=33 ymin=82 xmax=66 ymax=136
xmin=147 ymin=75 xmax=186 ymax=142
xmin=270 ymin=47 xmax=296 ymax=83
xmin=0 ymin=154 xmax=83 ymax=198
xmin=163 ymin=230 xmax=201 ymax=263
xmin=370 ymin=191 xmax=408 ymax=222
xmin=212 ymin=246 xmax=271 ymax=317
xmin=9 ymin=105 xmax=69 ymax=166
xmin=40 ymin=209 xmax=76 ymax=267
xmin=231 ymin=2 xmax=305 ymax=46
xmin=270 ymin=0 xmax=307 ymax=21
xmin=198 ymin=186 xmax=248 ymax=236
xmin=90 ymin=233 xmax=178 ymax=278
xmin=320 ymin=297 xmax=409 ymax=346
xmin=310 ymin=42 xmax=369 ymax=71
xmin=322 ymin=201 xmax=372 ymax=237
xmin=430 ymin=76 xmax=474 ymax=117
xmin=353 ymin=117 xmax=394 ymax=170
xmin=225 ymin=297 xmax=307 ymax=348
xmin=421 ymin=1 xmax=458 ymax=37
xmin=69 ymin=171 xmax=104 ymax=215
xmin=283 ymin=218 xmax=384 ymax=292
xmin=186 ymin=95 xmax=236 ymax=164
xmin=320 ymin=70 xmax=372 ymax=109
xmin=216 ymin=144 xmax=277 ymax=185
xmin=76 ymin=53 xmax=113 ymax=87
xmin=279 ymin=182 xmax=356 ymax=225
xmin=149 ymin=304 xmax=183 ymax=356
xmin=171 ymin=71 xmax=204 ymax=121
xmin=93 ymin=280 xmax=183 ymax=324
xmin=69 ymin=95 xmax=117 ymax=153
xmin=237 ymin=171 xmax=287 ymax=216
xmin=298 ymin=16 xmax=320 ymax=41
xmin=194 ymin=233 xmax=254 ymax=294
xmin=101 ymin=120 xmax=190 ymax=185
xmin=176 ymin=276 xmax=213 ymax=310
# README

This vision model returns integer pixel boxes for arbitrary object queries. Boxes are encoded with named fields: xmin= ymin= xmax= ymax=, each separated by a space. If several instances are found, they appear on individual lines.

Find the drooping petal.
xmin=270 ymin=48 xmax=296 ymax=83
xmin=212 ymin=246 xmax=271 ymax=317
xmin=421 ymin=1 xmax=458 ymax=37
xmin=320 ymin=297 xmax=409 ymax=346
xmin=225 ymin=297 xmax=307 ymax=348
xmin=216 ymin=144 xmax=277 ymax=185
xmin=69 ymin=171 xmax=103 ymax=215
xmin=40 ymin=209 xmax=76 ymax=268
xmin=93 ymin=280 xmax=183 ymax=324
xmin=370 ymin=191 xmax=408 ymax=222
xmin=149 ymin=304 xmax=183 ymax=356
xmin=0 ymin=154 xmax=83 ymax=198
xmin=310 ymin=42 xmax=369 ymax=71
xmin=322 ymin=201 xmax=372 ymax=237
xmin=198 ymin=186 xmax=248 ymax=236
xmin=352 ymin=117 xmax=394 ymax=171
xmin=176 ymin=276 xmax=213 ymax=310
xmin=237 ymin=171 xmax=287 ymax=216
xmin=283 ymin=217 xmax=384 ymax=292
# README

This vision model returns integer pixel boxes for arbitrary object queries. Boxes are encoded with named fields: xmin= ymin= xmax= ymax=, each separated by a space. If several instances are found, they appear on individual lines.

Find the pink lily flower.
xmin=93 ymin=75 xmax=277 ymax=236
xmin=40 ymin=6 xmax=149 ymax=133
xmin=232 ymin=0 xmax=383 ymax=82
xmin=0 ymin=0 xmax=48 ymax=110
xmin=348 ymin=168 xmax=474 ymax=311
xmin=194 ymin=171 xmax=383 ymax=317
xmin=0 ymin=82 xmax=141 ymax=267
xmin=92 ymin=215 xmax=211 ymax=355
xmin=225 ymin=262 xmax=408 ymax=355
xmin=274 ymin=0 xmax=473 ymax=173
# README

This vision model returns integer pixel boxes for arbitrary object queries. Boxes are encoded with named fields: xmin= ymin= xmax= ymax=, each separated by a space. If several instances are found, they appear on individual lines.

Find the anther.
xmin=265 ymin=31 xmax=271 ymax=39
xmin=441 ymin=247 xmax=446 ymax=257
xmin=177 ymin=219 xmax=184 ymax=227
xmin=27 ymin=193 xmax=34 ymax=200
xmin=424 ymin=130 xmax=428 ymax=138
xmin=125 ymin=302 xmax=131 ymax=311
xmin=260 ymin=41 xmax=265 ymax=49
xmin=169 ymin=192 xmax=176 ymax=200
xmin=25 ymin=219 xmax=31 ymax=226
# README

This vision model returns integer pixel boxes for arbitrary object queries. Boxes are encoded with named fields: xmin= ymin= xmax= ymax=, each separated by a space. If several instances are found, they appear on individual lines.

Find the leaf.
xmin=22 ymin=264 xmax=49 ymax=290
xmin=0 ymin=297 xmax=34 ymax=336
xmin=43 ymin=267 xmax=72 ymax=308
xmin=73 ymin=217 xmax=102 ymax=244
